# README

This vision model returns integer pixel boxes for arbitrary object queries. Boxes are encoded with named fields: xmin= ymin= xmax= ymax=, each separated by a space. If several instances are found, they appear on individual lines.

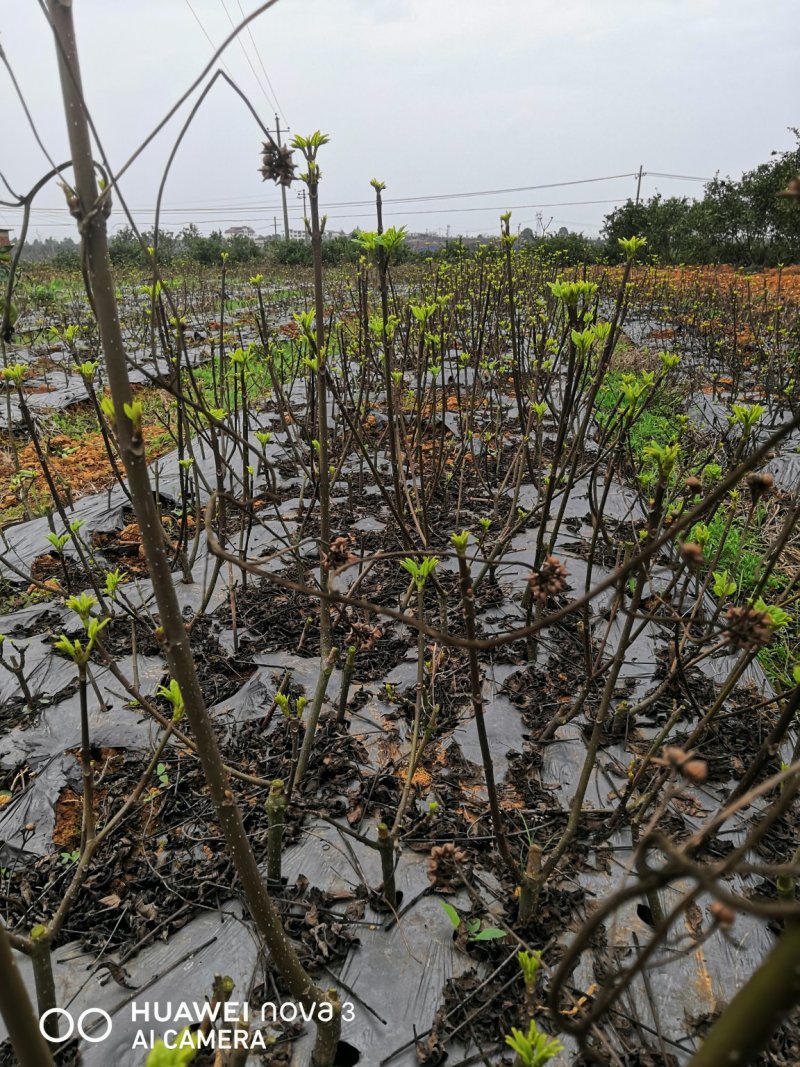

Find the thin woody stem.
xmin=44 ymin=4 xmax=340 ymax=1060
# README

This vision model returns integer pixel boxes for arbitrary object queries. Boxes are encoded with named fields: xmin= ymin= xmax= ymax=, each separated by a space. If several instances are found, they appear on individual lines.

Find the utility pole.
xmin=635 ymin=164 xmax=644 ymax=205
xmin=274 ymin=114 xmax=290 ymax=240
xmin=273 ymin=216 xmax=278 ymax=238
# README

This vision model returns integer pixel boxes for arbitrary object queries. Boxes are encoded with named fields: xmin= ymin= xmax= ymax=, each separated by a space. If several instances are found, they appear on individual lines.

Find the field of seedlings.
xmin=2 ymin=223 xmax=800 ymax=1067
xmin=2 ymin=7 xmax=800 ymax=1067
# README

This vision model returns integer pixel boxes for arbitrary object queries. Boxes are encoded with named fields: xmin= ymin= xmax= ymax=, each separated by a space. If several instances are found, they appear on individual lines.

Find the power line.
xmin=235 ymin=0 xmax=286 ymax=122
xmin=218 ymin=0 xmax=276 ymax=113
xmin=647 ymin=171 xmax=712 ymax=182
xmin=4 ymin=167 xmax=716 ymax=236
xmin=22 ymin=195 xmax=626 ymax=219
xmin=369 ymin=170 xmax=712 ymax=206
xmin=183 ymin=0 xmax=238 ymax=84
xmin=311 ymin=196 xmax=627 ymax=219
xmin=31 ymin=169 xmax=699 ymax=216
xmin=23 ymin=205 xmax=287 ymax=217
xmin=347 ymin=172 xmax=640 ymax=206
xmin=18 ymin=196 xmax=630 ymax=226
xmin=119 ymin=171 xmax=641 ymax=211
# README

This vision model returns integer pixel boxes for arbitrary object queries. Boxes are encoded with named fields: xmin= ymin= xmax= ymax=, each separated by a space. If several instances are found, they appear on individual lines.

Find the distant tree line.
xmin=18 ymin=236 xmax=84 ymax=268
xmin=602 ymin=132 xmax=800 ymax=266
xmin=18 ymin=224 xmax=410 ymax=270
xmin=16 ymin=134 xmax=800 ymax=269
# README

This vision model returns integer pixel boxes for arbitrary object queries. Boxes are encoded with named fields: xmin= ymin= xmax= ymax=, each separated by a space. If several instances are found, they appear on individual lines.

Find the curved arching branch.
xmin=152 ymin=68 xmax=277 ymax=260
xmin=1 ymin=161 xmax=73 ymax=343
xmin=36 ymin=0 xmax=281 ymax=192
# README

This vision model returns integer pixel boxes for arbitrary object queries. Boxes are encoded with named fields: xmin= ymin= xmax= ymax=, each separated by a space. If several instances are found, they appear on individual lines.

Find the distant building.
xmin=0 ymin=229 xmax=11 ymax=247
xmin=405 ymin=233 xmax=448 ymax=253
xmin=225 ymin=226 xmax=256 ymax=239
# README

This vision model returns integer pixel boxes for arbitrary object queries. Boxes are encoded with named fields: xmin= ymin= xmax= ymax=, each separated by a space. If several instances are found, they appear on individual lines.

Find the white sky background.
xmin=1 ymin=0 xmax=798 ymax=241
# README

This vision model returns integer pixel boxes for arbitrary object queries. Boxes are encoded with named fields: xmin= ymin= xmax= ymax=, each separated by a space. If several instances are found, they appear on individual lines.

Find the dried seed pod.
xmin=660 ymin=746 xmax=688 ymax=765
xmin=346 ymin=619 xmax=382 ymax=651
xmin=428 ymin=842 xmax=467 ymax=890
xmin=527 ymin=556 xmax=568 ymax=602
xmin=680 ymin=541 xmax=704 ymax=572
xmin=260 ymin=140 xmax=297 ymax=187
xmin=723 ymin=604 xmax=774 ymax=651
xmin=323 ymin=534 xmax=356 ymax=570
xmin=682 ymin=758 xmax=708 ymax=784
xmin=747 ymin=471 xmax=774 ymax=504
xmin=709 ymin=901 xmax=736 ymax=928
xmin=655 ymin=746 xmax=706 ymax=783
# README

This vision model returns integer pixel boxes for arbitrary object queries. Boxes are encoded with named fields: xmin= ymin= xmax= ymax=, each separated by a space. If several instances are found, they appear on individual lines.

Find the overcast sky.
xmin=2 ymin=0 xmax=798 ymax=242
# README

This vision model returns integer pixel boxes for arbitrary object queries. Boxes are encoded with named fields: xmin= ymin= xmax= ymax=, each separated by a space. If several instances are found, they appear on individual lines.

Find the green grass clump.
xmin=185 ymin=339 xmax=297 ymax=409
xmin=757 ymin=638 xmax=795 ymax=690
xmin=689 ymin=506 xmax=792 ymax=687
xmin=690 ymin=507 xmax=782 ymax=600
xmin=595 ymin=369 xmax=682 ymax=459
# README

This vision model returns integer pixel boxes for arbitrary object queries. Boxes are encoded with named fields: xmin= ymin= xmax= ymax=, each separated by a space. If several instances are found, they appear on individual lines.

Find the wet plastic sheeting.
xmin=0 ymin=489 xmax=128 ymax=580
xmin=126 ymin=345 xmax=210 ymax=384
xmin=240 ymin=518 xmax=300 ymax=567
xmin=0 ymin=753 xmax=72 ymax=861
xmin=6 ymin=803 xmax=487 ymax=1062
xmin=0 ymin=598 xmax=68 ymax=637
xmin=569 ymin=862 xmax=776 ymax=1064
xmin=0 ymin=654 xmax=165 ymax=860
xmin=596 ymin=615 xmax=660 ymax=702
xmin=765 ymin=447 xmax=800 ymax=490
xmin=25 ymin=376 xmax=88 ymax=412
xmin=541 ymin=722 xmax=592 ymax=804
xmin=120 ymin=561 xmax=232 ymax=621
xmin=697 ymin=647 xmax=771 ymax=693
xmin=207 ymin=660 xmax=286 ymax=725
xmin=0 ymin=902 xmax=260 ymax=1067
xmin=250 ymin=651 xmax=344 ymax=707
xmin=0 ymin=653 xmax=164 ymax=760
xmin=351 ymin=515 xmax=386 ymax=533
xmin=0 ymin=417 xmax=303 ymax=579
xmin=0 ymin=377 xmax=88 ymax=431
xmin=0 ymin=633 xmax=76 ymax=709
xmin=453 ymin=665 xmax=527 ymax=782
xmin=285 ymin=820 xmax=479 ymax=1067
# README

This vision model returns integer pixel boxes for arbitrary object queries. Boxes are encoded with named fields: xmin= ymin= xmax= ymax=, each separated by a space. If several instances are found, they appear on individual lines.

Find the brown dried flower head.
xmin=347 ymin=619 xmax=382 ymax=651
xmin=260 ymin=140 xmax=296 ymax=187
xmin=723 ymin=603 xmax=774 ymax=651
xmin=680 ymin=541 xmax=704 ymax=572
xmin=428 ymin=842 xmax=467 ymax=891
xmin=324 ymin=535 xmax=357 ymax=570
xmin=528 ymin=555 xmax=568 ymax=602
xmin=709 ymin=901 xmax=736 ymax=928
xmin=655 ymin=746 xmax=708 ymax=783
xmin=747 ymin=471 xmax=774 ymax=504
xmin=682 ymin=758 xmax=708 ymax=784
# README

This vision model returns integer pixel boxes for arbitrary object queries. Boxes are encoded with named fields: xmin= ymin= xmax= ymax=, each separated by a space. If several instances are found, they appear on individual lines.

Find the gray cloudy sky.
xmin=2 ymin=0 xmax=798 ymax=242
